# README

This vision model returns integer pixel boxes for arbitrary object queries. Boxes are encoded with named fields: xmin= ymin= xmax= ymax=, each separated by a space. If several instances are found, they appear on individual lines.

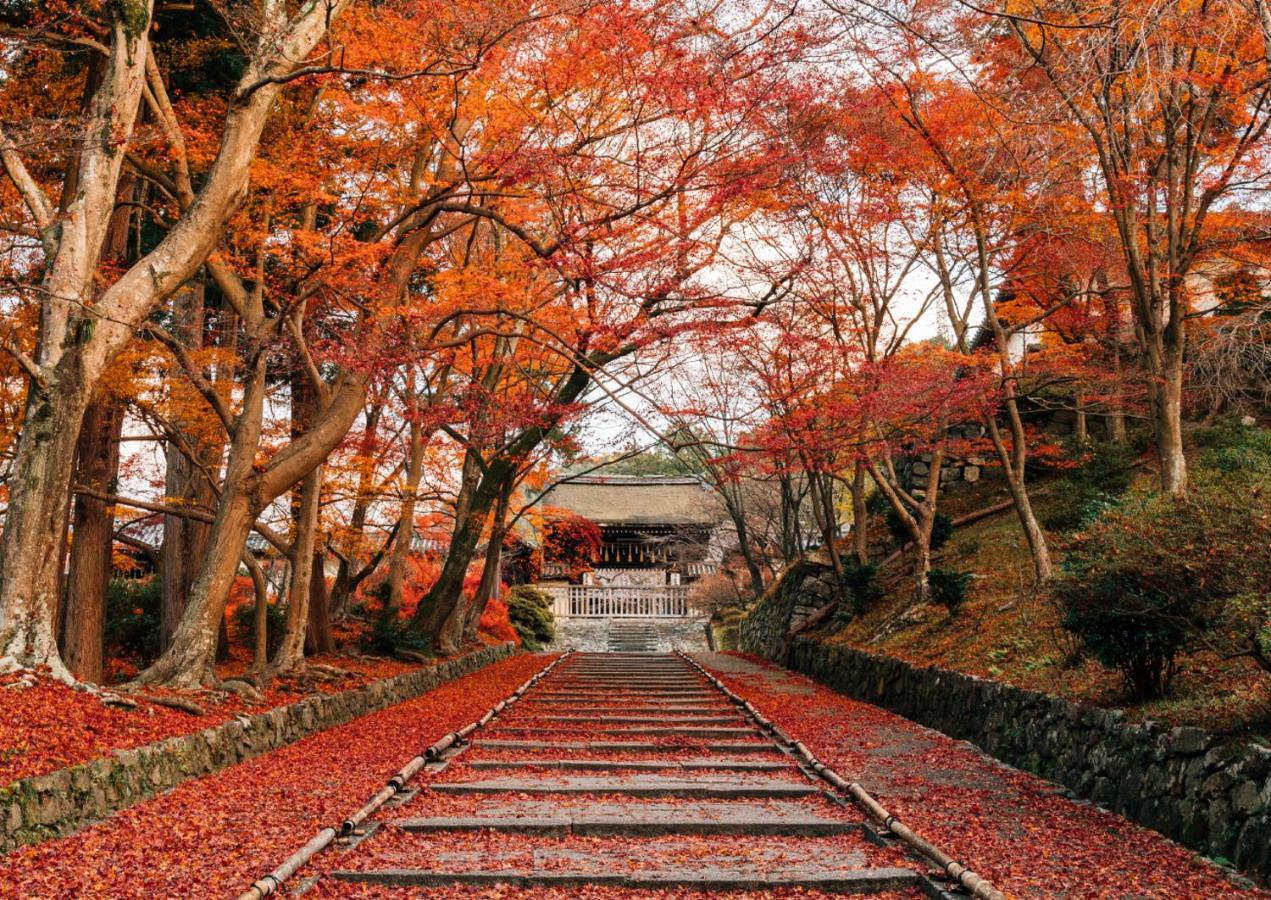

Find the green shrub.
xmin=1057 ymin=568 xmax=1190 ymax=700
xmin=885 ymin=508 xmax=952 ymax=551
xmin=360 ymin=616 xmax=432 ymax=657
xmin=929 ymin=568 xmax=971 ymax=614
xmin=105 ymin=577 xmax=162 ymax=662
xmin=232 ymin=598 xmax=287 ymax=659
xmin=1041 ymin=441 xmax=1133 ymax=533
xmin=1193 ymin=419 xmax=1271 ymax=477
xmin=838 ymin=561 xmax=883 ymax=614
xmin=1055 ymin=454 xmax=1271 ymax=697
xmin=507 ymin=585 xmax=555 ymax=651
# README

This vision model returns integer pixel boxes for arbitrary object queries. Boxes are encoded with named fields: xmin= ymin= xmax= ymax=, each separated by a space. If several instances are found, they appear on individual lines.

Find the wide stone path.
xmin=311 ymin=652 xmax=937 ymax=895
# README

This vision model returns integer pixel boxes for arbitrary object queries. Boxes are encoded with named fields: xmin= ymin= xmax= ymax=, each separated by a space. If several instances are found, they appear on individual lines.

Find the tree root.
xmin=393 ymin=649 xmax=430 ymax=664
xmin=142 ymin=694 xmax=207 ymax=716
xmin=219 ymin=678 xmax=265 ymax=703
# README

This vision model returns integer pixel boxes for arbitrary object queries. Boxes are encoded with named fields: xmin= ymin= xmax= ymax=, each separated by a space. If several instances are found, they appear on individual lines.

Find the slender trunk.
xmin=305 ymin=551 xmax=334 ymax=655
xmin=161 ymin=280 xmax=218 ymax=651
xmin=463 ymin=477 xmax=513 ymax=644
xmin=850 ymin=460 xmax=869 ymax=565
xmin=329 ymin=402 xmax=382 ymax=616
xmin=411 ymin=466 xmax=501 ymax=654
xmin=384 ymin=418 xmax=426 ymax=619
xmin=1075 ymin=395 xmax=1088 ymax=442
xmin=133 ymin=356 xmax=268 ymax=687
xmin=1154 ymin=347 xmax=1187 ymax=494
xmin=243 ymin=551 xmax=269 ymax=674
xmin=61 ymin=395 xmax=124 ymax=683
xmin=274 ymin=370 xmax=322 ymax=672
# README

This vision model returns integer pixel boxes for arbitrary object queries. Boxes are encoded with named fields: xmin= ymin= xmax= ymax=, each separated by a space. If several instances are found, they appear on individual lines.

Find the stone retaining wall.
xmin=0 ymin=642 xmax=516 ymax=853
xmin=783 ymin=638 xmax=1271 ymax=884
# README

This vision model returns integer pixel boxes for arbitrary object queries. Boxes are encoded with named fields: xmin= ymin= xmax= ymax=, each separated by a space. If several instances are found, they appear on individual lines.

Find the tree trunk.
xmin=1153 ymin=349 xmax=1188 ymax=494
xmin=463 ymin=475 xmax=514 ymax=644
xmin=850 ymin=460 xmax=869 ymax=565
xmin=273 ymin=368 xmax=322 ymax=673
xmin=305 ymin=551 xmax=334 ymax=655
xmin=161 ymin=280 xmax=219 ymax=651
xmin=0 ymin=0 xmax=348 ymax=678
xmin=61 ymin=395 xmax=124 ymax=683
xmin=328 ymin=402 xmax=383 ymax=616
xmin=384 ymin=419 xmax=426 ymax=620
xmin=133 ymin=356 xmax=268 ymax=688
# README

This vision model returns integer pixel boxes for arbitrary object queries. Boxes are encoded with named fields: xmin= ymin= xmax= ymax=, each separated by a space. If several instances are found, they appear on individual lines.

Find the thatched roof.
xmin=537 ymin=475 xmax=724 ymax=528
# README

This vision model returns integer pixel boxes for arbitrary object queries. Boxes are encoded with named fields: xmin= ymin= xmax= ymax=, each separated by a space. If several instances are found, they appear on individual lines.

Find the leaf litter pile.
xmin=0 ymin=653 xmax=552 ymax=899
xmin=0 ymin=652 xmax=424 ymax=785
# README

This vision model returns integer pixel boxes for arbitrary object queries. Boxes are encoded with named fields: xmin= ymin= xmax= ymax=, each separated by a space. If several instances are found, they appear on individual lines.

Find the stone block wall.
xmin=738 ymin=559 xmax=836 ymax=661
xmin=0 ymin=642 xmax=515 ymax=853
xmin=896 ymin=422 xmax=988 ymax=499
xmin=783 ymin=638 xmax=1271 ymax=884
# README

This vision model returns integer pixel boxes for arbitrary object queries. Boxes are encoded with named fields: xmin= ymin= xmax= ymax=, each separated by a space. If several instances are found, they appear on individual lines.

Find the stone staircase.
xmin=606 ymin=620 xmax=658 ymax=652
xmin=322 ymin=653 xmax=932 ymax=894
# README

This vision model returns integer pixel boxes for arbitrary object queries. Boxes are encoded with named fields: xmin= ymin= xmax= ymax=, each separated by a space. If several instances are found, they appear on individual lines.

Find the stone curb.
xmin=0 ymin=642 xmax=516 ymax=854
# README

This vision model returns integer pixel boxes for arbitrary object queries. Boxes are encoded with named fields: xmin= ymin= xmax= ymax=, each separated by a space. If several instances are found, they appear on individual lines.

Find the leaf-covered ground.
xmin=827 ymin=475 xmax=1271 ymax=736
xmin=697 ymin=652 xmax=1269 ymax=899
xmin=0 ymin=651 xmax=441 ymax=787
xmin=0 ymin=652 xmax=553 ymax=898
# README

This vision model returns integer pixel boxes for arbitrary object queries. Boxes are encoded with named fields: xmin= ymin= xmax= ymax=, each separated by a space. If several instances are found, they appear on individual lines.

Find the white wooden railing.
xmin=541 ymin=585 xmax=695 ymax=619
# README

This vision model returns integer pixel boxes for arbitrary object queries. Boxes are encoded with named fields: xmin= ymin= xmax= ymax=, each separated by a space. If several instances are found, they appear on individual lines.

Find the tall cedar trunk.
xmin=59 ymin=157 xmax=134 ymax=683
xmin=384 ymin=419 xmax=426 ymax=619
xmin=305 ymin=551 xmax=334 ymax=655
xmin=160 ymin=280 xmax=219 ymax=651
xmin=61 ymin=395 xmax=124 ymax=683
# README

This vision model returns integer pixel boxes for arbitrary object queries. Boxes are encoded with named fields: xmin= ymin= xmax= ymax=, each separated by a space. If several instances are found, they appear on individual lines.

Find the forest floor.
xmin=3 ymin=650 xmax=1261 ymax=899
xmin=0 ymin=652 xmax=553 ymax=899
xmin=0 ymin=643 xmax=469 ymax=786
xmin=824 ymin=470 xmax=1271 ymax=738
xmin=700 ymin=653 xmax=1267 ymax=899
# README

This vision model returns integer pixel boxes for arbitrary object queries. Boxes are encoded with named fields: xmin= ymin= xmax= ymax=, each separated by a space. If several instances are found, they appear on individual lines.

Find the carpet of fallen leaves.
xmin=0 ymin=652 xmax=553 ymax=899
xmin=0 ymin=652 xmax=434 ymax=787
xmin=696 ymin=653 xmax=1269 ymax=900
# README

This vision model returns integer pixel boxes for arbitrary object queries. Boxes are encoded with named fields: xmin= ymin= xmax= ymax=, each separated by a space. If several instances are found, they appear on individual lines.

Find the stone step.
xmin=329 ymin=866 xmax=917 ymax=892
xmin=529 ymin=692 xmax=719 ymax=700
xmin=474 ymin=739 xmax=782 ymax=753
xmin=464 ymin=757 xmax=792 ymax=772
xmin=393 ymin=799 xmax=858 ymax=836
xmin=521 ymin=703 xmax=733 ymax=713
xmin=431 ymin=774 xmax=819 ymax=798
xmin=523 ymin=715 xmax=744 ymax=726
xmin=486 ymin=726 xmax=758 ymax=738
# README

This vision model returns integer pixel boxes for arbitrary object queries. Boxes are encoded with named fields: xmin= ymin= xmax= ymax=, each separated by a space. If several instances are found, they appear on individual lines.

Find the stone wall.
xmin=0 ymin=642 xmax=516 ymax=853
xmin=738 ymin=557 xmax=837 ymax=662
xmin=783 ymin=638 xmax=1271 ymax=884
xmin=896 ymin=422 xmax=988 ymax=499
